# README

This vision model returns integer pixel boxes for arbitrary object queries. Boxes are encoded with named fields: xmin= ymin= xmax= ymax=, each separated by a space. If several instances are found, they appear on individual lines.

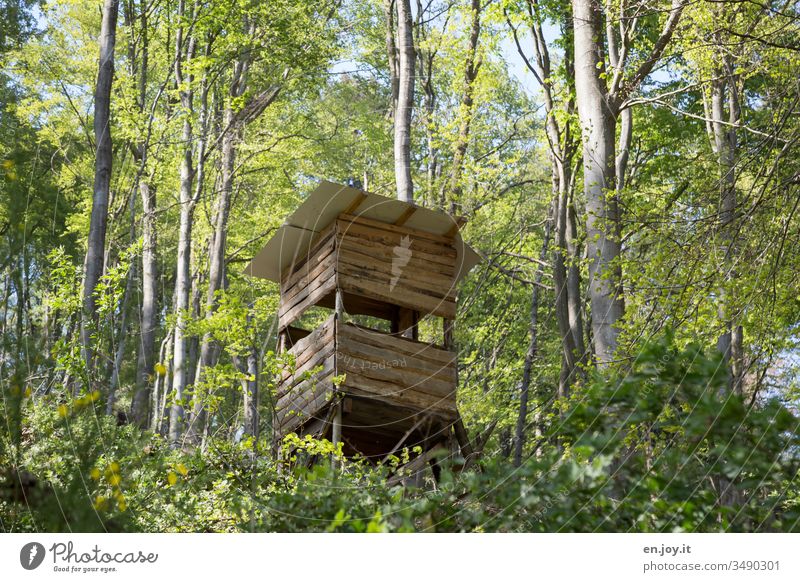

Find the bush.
xmin=2 ymin=334 xmax=798 ymax=532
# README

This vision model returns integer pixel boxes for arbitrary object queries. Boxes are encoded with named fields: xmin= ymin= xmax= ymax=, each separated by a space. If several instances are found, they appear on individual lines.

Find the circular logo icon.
xmin=20 ymin=542 xmax=46 ymax=570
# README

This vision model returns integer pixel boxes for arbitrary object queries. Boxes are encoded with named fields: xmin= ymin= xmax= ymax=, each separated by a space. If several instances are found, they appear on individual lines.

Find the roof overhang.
xmin=245 ymin=180 xmax=481 ymax=284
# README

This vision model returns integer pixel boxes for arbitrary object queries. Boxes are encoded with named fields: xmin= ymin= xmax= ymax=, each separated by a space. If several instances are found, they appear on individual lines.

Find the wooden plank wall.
xmin=275 ymin=317 xmax=458 ymax=439
xmin=278 ymin=224 xmax=336 ymax=330
xmin=275 ymin=315 xmax=336 ymax=437
xmin=335 ymin=214 xmax=458 ymax=319
xmin=336 ymin=320 xmax=457 ymax=420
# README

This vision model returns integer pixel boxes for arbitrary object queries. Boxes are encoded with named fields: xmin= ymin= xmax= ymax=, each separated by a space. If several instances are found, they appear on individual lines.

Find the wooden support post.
xmin=331 ymin=399 xmax=342 ymax=469
xmin=443 ymin=317 xmax=454 ymax=350
xmin=397 ymin=307 xmax=419 ymax=340
xmin=332 ymin=401 xmax=342 ymax=444
xmin=333 ymin=287 xmax=344 ymax=468
xmin=335 ymin=287 xmax=344 ymax=318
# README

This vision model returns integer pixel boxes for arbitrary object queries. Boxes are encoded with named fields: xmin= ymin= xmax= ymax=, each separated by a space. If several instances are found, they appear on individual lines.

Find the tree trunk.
xmin=513 ymin=206 xmax=552 ymax=467
xmin=186 ymin=108 xmax=237 ymax=444
xmin=445 ymin=0 xmax=481 ymax=204
xmin=168 ymin=3 xmax=200 ymax=447
xmin=132 ymin=180 xmax=157 ymax=426
xmin=243 ymin=313 xmax=258 ymax=439
xmin=81 ymin=0 xmax=119 ymax=373
xmin=169 ymin=168 xmax=194 ymax=447
xmin=107 ymin=194 xmax=137 ymax=415
xmin=415 ymin=3 xmax=438 ymax=206
xmin=709 ymin=53 xmax=743 ymax=395
xmin=572 ymin=0 xmax=623 ymax=366
xmin=187 ymin=18 xmax=274 ymax=443
xmin=383 ymin=0 xmax=399 ymax=112
xmin=129 ymin=0 xmax=157 ymax=427
xmin=511 ymin=0 xmax=585 ymax=391
xmin=394 ymin=0 xmax=415 ymax=202
xmin=565 ymin=194 xmax=585 ymax=362
xmin=552 ymin=163 xmax=580 ymax=396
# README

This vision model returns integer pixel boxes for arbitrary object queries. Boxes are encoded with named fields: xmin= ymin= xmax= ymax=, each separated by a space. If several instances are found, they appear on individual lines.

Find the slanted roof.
xmin=245 ymin=180 xmax=481 ymax=284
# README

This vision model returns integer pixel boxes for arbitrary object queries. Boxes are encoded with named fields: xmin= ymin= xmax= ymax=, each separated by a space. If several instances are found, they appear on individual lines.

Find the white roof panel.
xmin=245 ymin=180 xmax=481 ymax=284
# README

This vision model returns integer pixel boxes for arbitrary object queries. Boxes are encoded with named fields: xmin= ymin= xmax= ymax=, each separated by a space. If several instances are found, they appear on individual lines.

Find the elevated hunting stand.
xmin=247 ymin=181 xmax=480 ymax=466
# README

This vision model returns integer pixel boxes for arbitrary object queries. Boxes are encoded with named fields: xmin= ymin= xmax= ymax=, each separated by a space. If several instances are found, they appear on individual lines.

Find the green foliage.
xmin=4 ymin=333 xmax=797 ymax=532
xmin=1 ymin=0 xmax=800 ymax=535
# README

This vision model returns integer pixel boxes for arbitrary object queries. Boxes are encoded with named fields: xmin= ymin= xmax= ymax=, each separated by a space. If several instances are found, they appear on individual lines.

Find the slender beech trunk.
xmin=446 ymin=0 xmax=481 ymax=204
xmin=383 ymin=0 xmax=399 ymax=112
xmin=130 ymin=0 xmax=158 ymax=427
xmin=0 ymin=268 xmax=10 ymax=383
xmin=132 ymin=179 xmax=157 ymax=425
xmin=107 ymin=195 xmax=137 ymax=415
xmin=81 ymin=0 xmax=119 ymax=373
xmin=415 ymin=1 xmax=438 ymax=206
xmin=152 ymin=330 xmax=172 ymax=433
xmin=243 ymin=312 xmax=258 ymax=439
xmin=616 ymin=107 xmax=633 ymax=192
xmin=186 ymin=270 xmax=201 ymax=397
xmin=185 ymin=107 xmax=237 ymax=444
xmin=573 ymin=0 xmax=623 ymax=366
xmin=511 ymin=0 xmax=585 ymax=392
xmin=572 ymin=0 xmax=683 ymax=366
xmin=394 ymin=0 xmax=415 ymax=202
xmin=186 ymin=17 xmax=283 ymax=444
xmin=168 ymin=6 xmax=198 ymax=446
xmin=169 ymin=174 xmax=194 ymax=446
xmin=513 ymin=207 xmax=552 ymax=467
xmin=708 ymin=52 xmax=743 ymax=395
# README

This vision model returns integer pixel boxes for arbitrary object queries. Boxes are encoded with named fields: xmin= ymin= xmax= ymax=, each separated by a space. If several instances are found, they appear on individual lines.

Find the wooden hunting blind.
xmin=246 ymin=181 xmax=480 ymax=461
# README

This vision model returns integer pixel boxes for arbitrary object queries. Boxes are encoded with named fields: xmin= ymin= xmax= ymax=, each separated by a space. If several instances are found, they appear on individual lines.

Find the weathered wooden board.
xmin=279 ymin=222 xmax=336 ymax=289
xmin=274 ymin=316 xmax=336 ymax=436
xmin=276 ymin=371 xmax=334 ymax=435
xmin=337 ymin=212 xmax=457 ymax=246
xmin=278 ymin=316 xmax=335 ymax=386
xmin=277 ymin=212 xmax=461 ymax=329
xmin=336 ymin=320 xmax=457 ymax=418
xmin=278 ymin=264 xmax=335 ymax=329
xmin=338 ymin=321 xmax=455 ymax=367
xmin=335 ymin=215 xmax=458 ymax=319
xmin=336 ymin=221 xmax=457 ymax=270
xmin=277 ymin=224 xmax=337 ymax=329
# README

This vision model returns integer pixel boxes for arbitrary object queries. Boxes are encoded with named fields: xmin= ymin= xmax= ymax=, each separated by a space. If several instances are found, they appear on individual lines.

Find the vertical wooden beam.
xmin=333 ymin=286 xmax=344 ymax=468
xmin=335 ymin=287 xmax=344 ymax=318
xmin=397 ymin=307 xmax=419 ymax=340
xmin=332 ymin=401 xmax=342 ymax=444
xmin=331 ymin=399 xmax=343 ymax=469
xmin=443 ymin=317 xmax=454 ymax=350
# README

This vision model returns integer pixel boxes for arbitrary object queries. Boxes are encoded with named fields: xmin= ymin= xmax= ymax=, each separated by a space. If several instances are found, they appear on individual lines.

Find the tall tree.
xmin=393 ymin=0 xmax=415 ymax=202
xmin=81 ymin=0 xmax=119 ymax=374
xmin=127 ymin=0 xmax=160 ymax=427
xmin=445 ymin=0 xmax=482 ymax=206
xmin=509 ymin=0 xmax=586 ymax=394
xmin=703 ymin=11 xmax=744 ymax=395
xmin=169 ymin=0 xmax=205 ymax=447
xmin=186 ymin=21 xmax=283 ymax=444
xmin=513 ymin=205 xmax=551 ymax=467
xmin=571 ymin=0 xmax=684 ymax=365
